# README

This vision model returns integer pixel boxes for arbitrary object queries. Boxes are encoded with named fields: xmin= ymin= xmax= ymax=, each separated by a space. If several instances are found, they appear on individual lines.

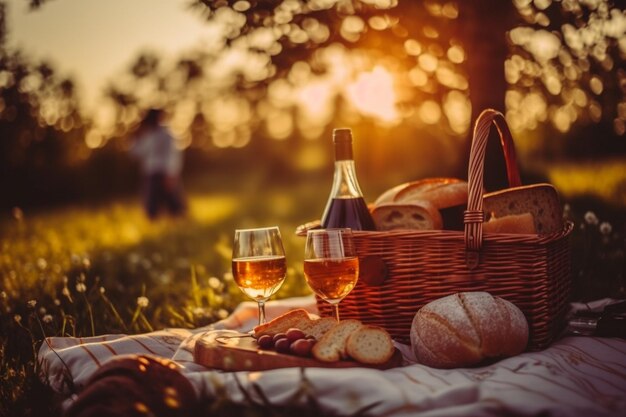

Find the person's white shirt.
xmin=130 ymin=125 xmax=182 ymax=177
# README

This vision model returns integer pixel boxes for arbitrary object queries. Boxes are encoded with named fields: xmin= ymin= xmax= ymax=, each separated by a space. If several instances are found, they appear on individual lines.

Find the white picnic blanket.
xmin=39 ymin=295 xmax=626 ymax=417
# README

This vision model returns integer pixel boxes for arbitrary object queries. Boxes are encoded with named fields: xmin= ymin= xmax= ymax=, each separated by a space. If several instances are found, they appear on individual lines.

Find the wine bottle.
xmin=321 ymin=128 xmax=376 ymax=230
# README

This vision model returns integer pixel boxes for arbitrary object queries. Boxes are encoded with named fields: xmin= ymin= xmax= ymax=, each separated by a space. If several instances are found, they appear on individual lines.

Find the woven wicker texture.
xmin=316 ymin=109 xmax=572 ymax=350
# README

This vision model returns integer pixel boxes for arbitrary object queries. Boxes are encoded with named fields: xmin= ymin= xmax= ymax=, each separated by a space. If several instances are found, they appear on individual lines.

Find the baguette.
xmin=371 ymin=201 xmax=443 ymax=231
xmin=373 ymin=178 xmax=467 ymax=230
xmin=410 ymin=292 xmax=529 ymax=368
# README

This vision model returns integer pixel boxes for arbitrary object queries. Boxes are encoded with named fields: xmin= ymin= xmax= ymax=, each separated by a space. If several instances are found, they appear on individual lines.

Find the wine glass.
xmin=232 ymin=226 xmax=286 ymax=326
xmin=304 ymin=228 xmax=358 ymax=321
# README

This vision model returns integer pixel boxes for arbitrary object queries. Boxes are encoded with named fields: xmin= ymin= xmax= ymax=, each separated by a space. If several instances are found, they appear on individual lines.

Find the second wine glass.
xmin=304 ymin=228 xmax=358 ymax=321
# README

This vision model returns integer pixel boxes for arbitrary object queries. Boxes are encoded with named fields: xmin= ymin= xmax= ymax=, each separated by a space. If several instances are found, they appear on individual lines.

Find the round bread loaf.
xmin=410 ymin=292 xmax=528 ymax=368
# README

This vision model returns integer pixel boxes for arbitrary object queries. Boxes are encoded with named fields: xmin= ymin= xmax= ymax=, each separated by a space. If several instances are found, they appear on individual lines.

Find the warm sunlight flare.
xmin=345 ymin=66 xmax=399 ymax=124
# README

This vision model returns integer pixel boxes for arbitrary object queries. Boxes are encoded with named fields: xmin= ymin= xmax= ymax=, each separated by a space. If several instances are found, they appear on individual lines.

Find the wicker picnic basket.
xmin=314 ymin=109 xmax=573 ymax=350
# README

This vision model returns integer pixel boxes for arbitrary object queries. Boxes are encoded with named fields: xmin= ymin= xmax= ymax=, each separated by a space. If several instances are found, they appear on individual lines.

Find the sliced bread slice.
xmin=253 ymin=309 xmax=312 ymax=337
xmin=312 ymin=319 xmax=362 ymax=362
xmin=305 ymin=317 xmax=338 ymax=340
xmin=345 ymin=325 xmax=395 ymax=365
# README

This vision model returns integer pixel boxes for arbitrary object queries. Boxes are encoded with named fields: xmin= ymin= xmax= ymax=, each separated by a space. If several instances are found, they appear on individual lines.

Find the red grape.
xmin=272 ymin=333 xmax=287 ymax=343
xmin=274 ymin=338 xmax=291 ymax=353
xmin=285 ymin=328 xmax=305 ymax=342
xmin=257 ymin=334 xmax=273 ymax=349
xmin=290 ymin=339 xmax=313 ymax=357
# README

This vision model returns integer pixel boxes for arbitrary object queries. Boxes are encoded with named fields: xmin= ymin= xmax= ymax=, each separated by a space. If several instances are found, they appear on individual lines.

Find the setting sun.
xmin=346 ymin=66 xmax=399 ymax=123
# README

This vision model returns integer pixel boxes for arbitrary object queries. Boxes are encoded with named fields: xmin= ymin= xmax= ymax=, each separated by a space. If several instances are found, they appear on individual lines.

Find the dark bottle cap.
xmin=332 ymin=128 xmax=353 ymax=160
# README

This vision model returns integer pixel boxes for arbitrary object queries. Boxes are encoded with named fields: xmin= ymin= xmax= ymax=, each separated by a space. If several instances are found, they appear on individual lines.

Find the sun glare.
xmin=345 ymin=66 xmax=399 ymax=123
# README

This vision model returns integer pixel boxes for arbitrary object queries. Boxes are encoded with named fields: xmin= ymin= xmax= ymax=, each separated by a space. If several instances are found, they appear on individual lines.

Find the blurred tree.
xmin=0 ymin=0 xmax=93 ymax=207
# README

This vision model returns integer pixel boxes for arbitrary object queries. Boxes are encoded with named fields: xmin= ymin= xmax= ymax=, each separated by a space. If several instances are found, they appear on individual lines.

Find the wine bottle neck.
xmin=328 ymin=160 xmax=364 ymax=198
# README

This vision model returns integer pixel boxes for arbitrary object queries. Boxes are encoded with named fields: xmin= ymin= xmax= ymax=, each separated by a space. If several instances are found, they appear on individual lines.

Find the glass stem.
xmin=258 ymin=300 xmax=266 ymax=325
xmin=332 ymin=303 xmax=340 ymax=322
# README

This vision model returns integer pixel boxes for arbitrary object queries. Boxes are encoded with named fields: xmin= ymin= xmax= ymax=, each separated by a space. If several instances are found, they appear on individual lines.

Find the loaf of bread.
xmin=483 ymin=184 xmax=563 ymax=234
xmin=373 ymin=178 xmax=468 ymax=230
xmin=66 ymin=355 xmax=197 ymax=417
xmin=371 ymin=201 xmax=443 ymax=231
xmin=410 ymin=292 xmax=528 ymax=368
xmin=482 ymin=213 xmax=536 ymax=234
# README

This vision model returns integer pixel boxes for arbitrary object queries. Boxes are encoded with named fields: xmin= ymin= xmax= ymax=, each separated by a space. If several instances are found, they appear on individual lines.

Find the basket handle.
xmin=464 ymin=109 xmax=521 ymax=269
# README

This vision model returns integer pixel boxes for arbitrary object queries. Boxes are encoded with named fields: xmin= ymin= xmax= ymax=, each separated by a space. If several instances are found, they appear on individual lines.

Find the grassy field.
xmin=1 ymin=165 xmax=624 ymax=416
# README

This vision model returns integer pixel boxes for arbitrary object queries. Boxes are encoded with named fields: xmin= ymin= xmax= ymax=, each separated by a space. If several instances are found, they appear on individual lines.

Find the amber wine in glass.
xmin=232 ymin=227 xmax=286 ymax=325
xmin=304 ymin=228 xmax=358 ymax=321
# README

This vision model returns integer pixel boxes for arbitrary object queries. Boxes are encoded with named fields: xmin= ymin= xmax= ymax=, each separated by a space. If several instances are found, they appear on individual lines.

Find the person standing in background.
xmin=130 ymin=108 xmax=186 ymax=220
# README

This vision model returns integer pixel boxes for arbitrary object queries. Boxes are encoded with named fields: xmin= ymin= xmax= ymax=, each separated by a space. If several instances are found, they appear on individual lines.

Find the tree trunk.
xmin=459 ymin=0 xmax=518 ymax=191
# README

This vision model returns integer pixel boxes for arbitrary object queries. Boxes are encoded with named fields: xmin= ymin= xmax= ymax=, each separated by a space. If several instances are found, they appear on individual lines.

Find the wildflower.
xmin=137 ymin=296 xmax=149 ymax=308
xmin=62 ymin=287 xmax=71 ymax=298
xmin=12 ymin=206 xmax=24 ymax=221
xmin=14 ymin=314 xmax=21 ymax=323
xmin=584 ymin=211 xmax=598 ymax=225
xmin=39 ymin=307 xmax=47 ymax=315
xmin=27 ymin=299 xmax=37 ymax=309
xmin=78 ymin=273 xmax=86 ymax=283
xmin=63 ymin=276 xmax=69 ymax=285
xmin=70 ymin=254 xmax=81 ymax=265
xmin=54 ymin=299 xmax=61 ymax=306
xmin=36 ymin=258 xmax=48 ymax=270
xmin=217 ymin=309 xmax=229 ymax=319
xmin=600 ymin=222 xmax=612 ymax=236
xmin=208 ymin=277 xmax=221 ymax=290
xmin=75 ymin=282 xmax=87 ymax=293
xmin=82 ymin=258 xmax=91 ymax=269
xmin=0 ymin=291 xmax=6 ymax=299
xmin=42 ymin=314 xmax=53 ymax=324
xmin=99 ymin=287 xmax=106 ymax=294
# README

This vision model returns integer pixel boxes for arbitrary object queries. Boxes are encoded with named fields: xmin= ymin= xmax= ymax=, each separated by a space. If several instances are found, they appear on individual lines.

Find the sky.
xmin=7 ymin=0 xmax=216 ymax=110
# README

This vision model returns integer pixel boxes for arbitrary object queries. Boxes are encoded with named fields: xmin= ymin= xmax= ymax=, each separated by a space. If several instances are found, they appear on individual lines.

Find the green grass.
xmin=1 ymin=166 xmax=624 ymax=417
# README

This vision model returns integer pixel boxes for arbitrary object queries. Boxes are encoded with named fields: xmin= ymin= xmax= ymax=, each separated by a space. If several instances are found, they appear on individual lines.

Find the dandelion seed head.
xmin=27 ymin=299 xmax=37 ymax=309
xmin=0 ymin=291 xmax=6 ymax=299
xmin=208 ymin=277 xmax=221 ymax=290
xmin=54 ymin=298 xmax=61 ymax=306
xmin=584 ymin=211 xmax=598 ymax=225
xmin=600 ymin=222 xmax=612 ymax=236
xmin=78 ymin=273 xmax=86 ymax=283
xmin=217 ymin=309 xmax=228 ymax=319
xmin=36 ymin=258 xmax=48 ymax=270
xmin=43 ymin=314 xmax=53 ymax=324
xmin=63 ymin=276 xmax=69 ymax=285
xmin=14 ymin=314 xmax=21 ymax=323
xmin=75 ymin=283 xmax=86 ymax=293
xmin=39 ymin=307 xmax=46 ymax=315
xmin=82 ymin=258 xmax=91 ymax=268
xmin=99 ymin=287 xmax=106 ymax=294
xmin=137 ymin=296 xmax=149 ymax=308
xmin=70 ymin=254 xmax=81 ymax=265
